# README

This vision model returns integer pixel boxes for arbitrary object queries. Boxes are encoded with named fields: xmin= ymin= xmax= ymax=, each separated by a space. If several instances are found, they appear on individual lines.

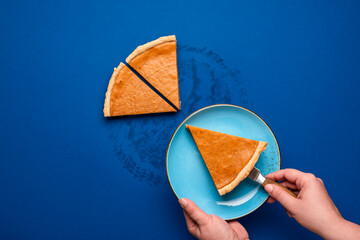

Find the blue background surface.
xmin=1 ymin=0 xmax=360 ymax=239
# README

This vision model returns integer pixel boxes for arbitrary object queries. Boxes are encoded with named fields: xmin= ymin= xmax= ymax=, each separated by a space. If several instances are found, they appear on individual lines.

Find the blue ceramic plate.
xmin=166 ymin=104 xmax=280 ymax=220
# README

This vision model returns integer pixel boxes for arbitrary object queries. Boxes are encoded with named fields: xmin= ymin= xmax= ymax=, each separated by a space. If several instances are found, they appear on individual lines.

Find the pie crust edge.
xmin=125 ymin=35 xmax=176 ymax=64
xmin=218 ymin=141 xmax=268 ymax=196
xmin=103 ymin=62 xmax=124 ymax=117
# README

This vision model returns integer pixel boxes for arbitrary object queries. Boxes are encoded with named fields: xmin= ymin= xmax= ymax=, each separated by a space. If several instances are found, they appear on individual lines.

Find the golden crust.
xmin=103 ymin=62 xmax=124 ymax=117
xmin=218 ymin=141 xmax=267 ymax=195
xmin=125 ymin=35 xmax=176 ymax=64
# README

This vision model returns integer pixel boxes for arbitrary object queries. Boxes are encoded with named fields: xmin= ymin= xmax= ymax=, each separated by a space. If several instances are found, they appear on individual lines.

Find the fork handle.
xmin=262 ymin=178 xmax=298 ymax=198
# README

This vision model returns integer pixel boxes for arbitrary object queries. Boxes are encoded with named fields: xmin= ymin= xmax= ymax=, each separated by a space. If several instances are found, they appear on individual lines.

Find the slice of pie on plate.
xmin=186 ymin=125 xmax=267 ymax=196
xmin=103 ymin=63 xmax=176 ymax=117
xmin=126 ymin=35 xmax=180 ymax=110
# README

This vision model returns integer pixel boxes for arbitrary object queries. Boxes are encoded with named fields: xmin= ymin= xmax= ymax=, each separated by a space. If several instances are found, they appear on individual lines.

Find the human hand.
xmin=179 ymin=198 xmax=249 ymax=240
xmin=265 ymin=169 xmax=360 ymax=240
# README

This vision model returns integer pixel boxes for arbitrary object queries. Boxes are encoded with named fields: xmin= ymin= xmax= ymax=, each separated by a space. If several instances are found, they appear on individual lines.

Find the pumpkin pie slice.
xmin=103 ymin=63 xmax=176 ymax=117
xmin=126 ymin=35 xmax=180 ymax=110
xmin=186 ymin=125 xmax=267 ymax=196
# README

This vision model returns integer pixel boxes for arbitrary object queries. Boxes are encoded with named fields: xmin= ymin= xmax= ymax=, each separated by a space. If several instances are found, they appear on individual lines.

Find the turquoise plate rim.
xmin=166 ymin=104 xmax=281 ymax=219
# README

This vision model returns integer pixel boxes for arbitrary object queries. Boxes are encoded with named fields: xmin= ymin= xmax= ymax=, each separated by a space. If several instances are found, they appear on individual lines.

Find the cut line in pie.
xmin=103 ymin=63 xmax=176 ymax=117
xmin=103 ymin=35 xmax=180 ymax=117
xmin=186 ymin=125 xmax=267 ymax=196
xmin=126 ymin=35 xmax=180 ymax=111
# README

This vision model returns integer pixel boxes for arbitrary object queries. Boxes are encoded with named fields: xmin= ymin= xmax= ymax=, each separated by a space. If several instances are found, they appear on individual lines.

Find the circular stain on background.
xmin=107 ymin=44 xmax=252 ymax=186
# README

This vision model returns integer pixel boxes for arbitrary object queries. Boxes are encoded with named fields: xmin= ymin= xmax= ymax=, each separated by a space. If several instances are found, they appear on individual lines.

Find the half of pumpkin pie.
xmin=126 ymin=35 xmax=180 ymax=110
xmin=103 ymin=63 xmax=176 ymax=117
xmin=186 ymin=125 xmax=267 ymax=196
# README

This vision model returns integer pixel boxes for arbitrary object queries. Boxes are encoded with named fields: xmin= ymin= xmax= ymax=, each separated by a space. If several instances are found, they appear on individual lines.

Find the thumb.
xmin=179 ymin=198 xmax=209 ymax=226
xmin=265 ymin=184 xmax=297 ymax=210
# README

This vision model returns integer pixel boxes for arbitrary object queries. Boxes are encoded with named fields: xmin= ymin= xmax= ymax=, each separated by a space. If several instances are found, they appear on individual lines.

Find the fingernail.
xmin=179 ymin=198 xmax=188 ymax=208
xmin=265 ymin=184 xmax=273 ymax=193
